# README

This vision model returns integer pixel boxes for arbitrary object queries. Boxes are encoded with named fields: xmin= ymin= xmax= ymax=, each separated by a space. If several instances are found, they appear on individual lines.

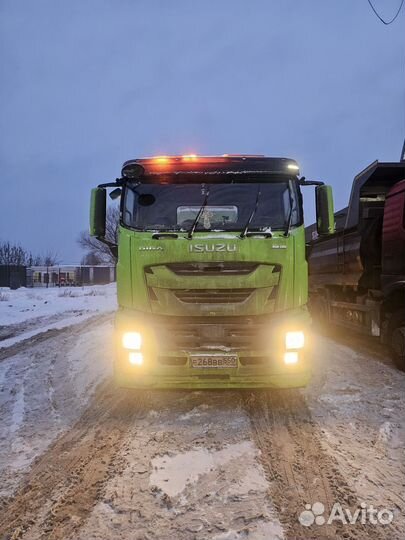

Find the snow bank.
xmin=0 ymin=283 xmax=116 ymax=326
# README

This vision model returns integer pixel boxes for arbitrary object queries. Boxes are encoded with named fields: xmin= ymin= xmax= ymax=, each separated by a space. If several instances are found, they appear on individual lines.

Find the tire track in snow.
xmin=72 ymin=390 xmax=284 ymax=540
xmin=243 ymin=389 xmax=388 ymax=540
xmin=0 ymin=383 xmax=147 ymax=540
xmin=10 ymin=380 xmax=25 ymax=437
xmin=0 ymin=315 xmax=115 ymax=501
xmin=0 ymin=310 xmax=86 ymax=343
xmin=0 ymin=312 xmax=113 ymax=361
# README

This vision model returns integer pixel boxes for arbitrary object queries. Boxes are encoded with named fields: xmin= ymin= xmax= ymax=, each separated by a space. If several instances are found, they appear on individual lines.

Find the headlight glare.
xmin=284 ymin=351 xmax=298 ymax=365
xmin=285 ymin=331 xmax=305 ymax=350
xmin=122 ymin=331 xmax=142 ymax=350
xmin=129 ymin=352 xmax=143 ymax=365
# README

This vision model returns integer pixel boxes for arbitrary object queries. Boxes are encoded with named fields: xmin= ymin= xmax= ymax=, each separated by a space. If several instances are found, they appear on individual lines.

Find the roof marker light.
xmin=287 ymin=163 xmax=299 ymax=171
xmin=154 ymin=156 xmax=170 ymax=164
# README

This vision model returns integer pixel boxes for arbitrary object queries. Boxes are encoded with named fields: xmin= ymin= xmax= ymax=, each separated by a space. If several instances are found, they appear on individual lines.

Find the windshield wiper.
xmin=187 ymin=187 xmax=210 ymax=239
xmin=240 ymin=186 xmax=262 ymax=239
xmin=284 ymin=181 xmax=295 ymax=237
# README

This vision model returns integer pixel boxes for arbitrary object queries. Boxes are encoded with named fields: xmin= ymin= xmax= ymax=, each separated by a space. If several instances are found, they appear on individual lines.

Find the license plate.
xmin=190 ymin=354 xmax=238 ymax=369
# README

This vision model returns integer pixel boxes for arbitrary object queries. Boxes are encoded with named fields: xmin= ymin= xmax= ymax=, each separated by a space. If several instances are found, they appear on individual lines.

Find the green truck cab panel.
xmin=115 ymin=225 xmax=310 ymax=389
xmin=117 ymin=226 xmax=308 ymax=317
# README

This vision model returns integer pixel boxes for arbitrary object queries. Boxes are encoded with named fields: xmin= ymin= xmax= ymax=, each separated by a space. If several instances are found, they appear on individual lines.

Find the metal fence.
xmin=0 ymin=265 xmax=116 ymax=289
xmin=0 ymin=265 xmax=27 ymax=289
xmin=27 ymin=265 xmax=116 ymax=288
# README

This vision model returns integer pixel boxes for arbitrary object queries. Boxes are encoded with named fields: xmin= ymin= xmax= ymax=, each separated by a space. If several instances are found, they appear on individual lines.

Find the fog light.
xmin=284 ymin=351 xmax=298 ymax=365
xmin=285 ymin=331 xmax=304 ymax=350
xmin=129 ymin=352 xmax=143 ymax=365
xmin=122 ymin=331 xmax=142 ymax=350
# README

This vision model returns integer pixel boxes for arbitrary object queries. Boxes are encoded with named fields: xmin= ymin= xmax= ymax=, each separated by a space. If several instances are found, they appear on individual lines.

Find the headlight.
xmin=284 ymin=351 xmax=298 ymax=365
xmin=122 ymin=331 xmax=142 ymax=350
xmin=285 ymin=331 xmax=305 ymax=350
xmin=129 ymin=352 xmax=143 ymax=365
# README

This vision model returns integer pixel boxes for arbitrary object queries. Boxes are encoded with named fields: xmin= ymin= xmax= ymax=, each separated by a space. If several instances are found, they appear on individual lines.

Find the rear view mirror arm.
xmin=299 ymin=177 xmax=325 ymax=187
xmin=97 ymin=178 xmax=124 ymax=188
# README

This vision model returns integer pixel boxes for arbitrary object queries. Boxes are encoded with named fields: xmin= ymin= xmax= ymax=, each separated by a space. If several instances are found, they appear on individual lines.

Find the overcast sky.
xmin=1 ymin=0 xmax=404 ymax=262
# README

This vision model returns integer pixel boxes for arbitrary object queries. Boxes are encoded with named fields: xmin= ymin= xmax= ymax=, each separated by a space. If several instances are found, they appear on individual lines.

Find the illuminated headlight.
xmin=285 ymin=331 xmax=305 ymax=350
xmin=284 ymin=351 xmax=298 ymax=365
xmin=122 ymin=331 xmax=142 ymax=350
xmin=129 ymin=352 xmax=143 ymax=365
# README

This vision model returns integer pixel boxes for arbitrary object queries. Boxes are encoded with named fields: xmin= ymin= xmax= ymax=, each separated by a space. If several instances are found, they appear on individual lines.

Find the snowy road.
xmin=0 ymin=287 xmax=404 ymax=539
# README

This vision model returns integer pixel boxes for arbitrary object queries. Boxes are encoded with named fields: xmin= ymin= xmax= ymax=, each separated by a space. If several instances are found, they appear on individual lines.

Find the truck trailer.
xmin=306 ymin=160 xmax=405 ymax=370
xmin=90 ymin=154 xmax=335 ymax=388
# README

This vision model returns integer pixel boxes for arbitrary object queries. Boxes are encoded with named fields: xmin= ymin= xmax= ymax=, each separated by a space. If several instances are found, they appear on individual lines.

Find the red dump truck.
xmin=306 ymin=160 xmax=405 ymax=370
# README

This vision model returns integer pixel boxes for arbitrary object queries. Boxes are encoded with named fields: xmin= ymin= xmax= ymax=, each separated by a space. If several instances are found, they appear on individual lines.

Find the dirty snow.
xmin=150 ymin=440 xmax=267 ymax=497
xmin=304 ymin=335 xmax=405 ymax=536
xmin=0 ymin=319 xmax=114 ymax=497
xmin=74 ymin=392 xmax=284 ymax=540
xmin=0 ymin=286 xmax=404 ymax=539
xmin=0 ymin=286 xmax=116 ymax=498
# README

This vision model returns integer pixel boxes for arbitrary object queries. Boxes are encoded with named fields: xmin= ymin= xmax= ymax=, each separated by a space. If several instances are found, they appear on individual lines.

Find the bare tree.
xmin=26 ymin=253 xmax=42 ymax=266
xmin=41 ymin=251 xmax=61 ymax=266
xmin=0 ymin=241 xmax=35 ymax=266
xmin=80 ymin=252 xmax=102 ymax=265
xmin=0 ymin=241 xmax=61 ymax=267
xmin=77 ymin=206 xmax=119 ymax=265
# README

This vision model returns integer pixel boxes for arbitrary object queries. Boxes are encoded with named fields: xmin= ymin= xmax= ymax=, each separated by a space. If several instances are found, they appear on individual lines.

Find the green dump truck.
xmin=90 ymin=155 xmax=335 ymax=389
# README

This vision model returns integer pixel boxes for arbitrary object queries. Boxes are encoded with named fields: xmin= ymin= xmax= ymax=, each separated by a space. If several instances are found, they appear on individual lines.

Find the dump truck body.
xmin=307 ymin=161 xmax=405 ymax=368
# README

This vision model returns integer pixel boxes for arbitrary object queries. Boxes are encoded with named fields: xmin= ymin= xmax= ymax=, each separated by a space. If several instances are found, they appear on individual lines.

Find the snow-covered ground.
xmin=0 ymin=284 xmax=117 ymax=499
xmin=304 ymin=335 xmax=405 ymax=536
xmin=0 ymin=284 xmax=116 ymax=347
xmin=0 ymin=287 xmax=404 ymax=539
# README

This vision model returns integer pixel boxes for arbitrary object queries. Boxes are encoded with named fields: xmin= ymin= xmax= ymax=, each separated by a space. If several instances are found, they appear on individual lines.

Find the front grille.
xmin=174 ymin=288 xmax=254 ymax=304
xmin=158 ymin=355 xmax=188 ymax=366
xmin=159 ymin=322 xmax=267 ymax=351
xmin=195 ymin=374 xmax=230 ymax=380
xmin=166 ymin=262 xmax=259 ymax=276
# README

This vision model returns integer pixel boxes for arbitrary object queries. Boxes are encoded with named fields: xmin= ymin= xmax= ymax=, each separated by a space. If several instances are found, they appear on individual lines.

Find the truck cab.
xmin=90 ymin=154 xmax=334 ymax=388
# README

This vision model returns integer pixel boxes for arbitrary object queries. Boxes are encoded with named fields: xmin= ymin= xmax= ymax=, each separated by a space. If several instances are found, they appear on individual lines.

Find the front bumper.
xmin=114 ymin=308 xmax=312 ymax=389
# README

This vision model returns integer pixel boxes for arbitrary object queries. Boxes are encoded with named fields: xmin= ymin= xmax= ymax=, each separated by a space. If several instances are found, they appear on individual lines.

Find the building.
xmin=27 ymin=265 xmax=116 ymax=287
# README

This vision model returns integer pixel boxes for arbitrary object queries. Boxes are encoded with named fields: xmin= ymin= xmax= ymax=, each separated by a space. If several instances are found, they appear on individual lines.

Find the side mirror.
xmin=316 ymin=185 xmax=335 ymax=235
xmin=90 ymin=188 xmax=106 ymax=237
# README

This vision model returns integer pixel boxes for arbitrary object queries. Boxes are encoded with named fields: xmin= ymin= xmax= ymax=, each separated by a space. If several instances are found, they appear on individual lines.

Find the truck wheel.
xmin=389 ymin=310 xmax=405 ymax=371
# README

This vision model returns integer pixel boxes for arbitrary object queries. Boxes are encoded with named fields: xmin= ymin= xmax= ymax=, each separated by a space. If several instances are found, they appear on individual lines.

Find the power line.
xmin=367 ymin=0 xmax=405 ymax=25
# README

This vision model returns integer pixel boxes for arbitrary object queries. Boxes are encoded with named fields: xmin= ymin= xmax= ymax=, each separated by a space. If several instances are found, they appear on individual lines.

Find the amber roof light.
xmin=121 ymin=154 xmax=300 ymax=181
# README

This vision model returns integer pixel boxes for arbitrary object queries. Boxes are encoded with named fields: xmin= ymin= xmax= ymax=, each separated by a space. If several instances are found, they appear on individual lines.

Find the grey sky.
xmin=1 ymin=0 xmax=404 ymax=262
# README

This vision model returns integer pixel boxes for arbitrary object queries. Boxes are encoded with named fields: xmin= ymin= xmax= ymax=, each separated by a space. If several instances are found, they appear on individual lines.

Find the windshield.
xmin=122 ymin=182 xmax=301 ymax=232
